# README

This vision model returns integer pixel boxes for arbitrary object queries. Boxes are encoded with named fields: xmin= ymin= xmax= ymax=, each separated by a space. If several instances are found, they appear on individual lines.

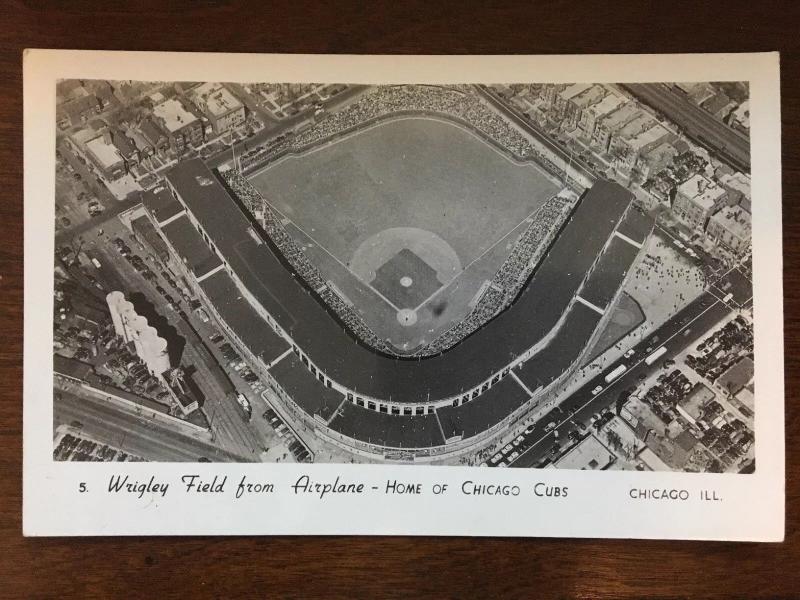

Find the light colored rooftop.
xmin=678 ymin=173 xmax=727 ymax=209
xmin=571 ymin=84 xmax=605 ymax=108
xmin=733 ymin=99 xmax=750 ymax=127
xmin=190 ymin=83 xmax=243 ymax=117
xmin=584 ymin=92 xmax=627 ymax=119
xmin=559 ymin=83 xmax=593 ymax=101
xmin=720 ymin=171 xmax=751 ymax=199
xmin=553 ymin=434 xmax=615 ymax=470
xmin=600 ymin=103 xmax=642 ymax=131
xmin=627 ymin=124 xmax=670 ymax=151
xmin=617 ymin=113 xmax=658 ymax=139
xmin=710 ymin=205 xmax=752 ymax=239
xmin=85 ymin=134 xmax=122 ymax=168
xmin=152 ymin=98 xmax=199 ymax=133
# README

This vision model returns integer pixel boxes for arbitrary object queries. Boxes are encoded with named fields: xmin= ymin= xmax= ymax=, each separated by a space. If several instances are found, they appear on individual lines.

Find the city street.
xmin=507 ymin=291 xmax=732 ymax=468
xmin=621 ymin=83 xmax=750 ymax=173
xmin=54 ymin=389 xmax=248 ymax=462
xmin=205 ymin=85 xmax=370 ymax=170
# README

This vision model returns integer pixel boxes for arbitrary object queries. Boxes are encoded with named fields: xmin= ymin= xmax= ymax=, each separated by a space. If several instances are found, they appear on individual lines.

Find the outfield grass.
xmin=248 ymin=114 xmax=560 ymax=351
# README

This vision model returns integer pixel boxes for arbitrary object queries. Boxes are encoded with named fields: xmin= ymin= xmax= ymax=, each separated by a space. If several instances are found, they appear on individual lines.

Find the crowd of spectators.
xmin=490 ymin=196 xmax=572 ymax=302
xmin=222 ymin=171 xmax=394 ymax=354
xmin=414 ymin=195 xmax=572 ymax=357
xmin=224 ymin=86 xmax=578 ymax=358
xmin=239 ymin=85 xmax=569 ymax=181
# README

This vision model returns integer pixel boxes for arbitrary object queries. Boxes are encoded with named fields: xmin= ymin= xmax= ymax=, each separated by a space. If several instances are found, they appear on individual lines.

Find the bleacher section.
xmin=579 ymin=237 xmax=641 ymax=310
xmin=269 ymin=354 xmax=344 ymax=423
xmin=437 ymin=376 xmax=530 ymax=441
xmin=165 ymin=159 xmax=635 ymax=404
xmin=615 ymin=207 xmax=654 ymax=246
xmin=515 ymin=302 xmax=602 ymax=391
xmin=327 ymin=403 xmax=446 ymax=449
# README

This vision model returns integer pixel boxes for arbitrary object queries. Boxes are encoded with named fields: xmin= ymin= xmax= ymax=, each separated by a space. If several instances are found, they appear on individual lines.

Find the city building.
xmin=106 ymin=291 xmax=171 ymax=376
xmin=576 ymin=90 xmax=627 ymax=141
xmin=635 ymin=140 xmax=679 ymax=182
xmin=552 ymin=434 xmax=616 ymax=470
xmin=56 ymin=88 xmax=102 ymax=129
xmin=84 ymin=131 xmax=126 ymax=180
xmin=609 ymin=117 xmax=672 ymax=180
xmin=561 ymin=84 xmax=605 ymax=131
xmin=672 ymin=173 xmax=728 ymax=230
xmin=152 ymin=98 xmax=203 ymax=153
xmin=189 ymin=82 xmax=246 ymax=135
xmin=730 ymin=99 xmax=750 ymax=133
xmin=140 ymin=118 xmax=170 ymax=155
xmin=706 ymin=205 xmax=751 ymax=255
xmin=590 ymin=102 xmax=642 ymax=154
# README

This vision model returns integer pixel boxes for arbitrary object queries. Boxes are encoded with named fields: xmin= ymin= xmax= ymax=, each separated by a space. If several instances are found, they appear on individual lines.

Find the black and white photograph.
xmin=23 ymin=51 xmax=783 ymax=540
xmin=52 ymin=77 xmax=756 ymax=472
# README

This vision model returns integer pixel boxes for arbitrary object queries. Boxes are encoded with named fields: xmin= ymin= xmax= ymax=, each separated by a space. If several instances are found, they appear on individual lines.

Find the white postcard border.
xmin=23 ymin=50 xmax=784 ymax=539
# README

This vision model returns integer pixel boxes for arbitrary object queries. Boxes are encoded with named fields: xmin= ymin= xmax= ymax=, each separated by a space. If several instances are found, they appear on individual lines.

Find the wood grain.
xmin=1 ymin=1 xmax=797 ymax=597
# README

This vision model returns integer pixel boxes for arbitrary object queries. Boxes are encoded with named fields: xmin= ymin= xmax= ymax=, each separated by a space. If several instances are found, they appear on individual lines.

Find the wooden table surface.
xmin=1 ymin=1 xmax=797 ymax=597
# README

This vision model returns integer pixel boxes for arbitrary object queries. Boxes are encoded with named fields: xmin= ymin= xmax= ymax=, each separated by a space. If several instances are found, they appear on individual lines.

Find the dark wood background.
xmin=1 ymin=1 xmax=797 ymax=597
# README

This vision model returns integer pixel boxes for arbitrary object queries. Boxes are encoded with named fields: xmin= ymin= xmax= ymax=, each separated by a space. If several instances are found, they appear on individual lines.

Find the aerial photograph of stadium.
xmin=52 ymin=79 xmax=755 ymax=473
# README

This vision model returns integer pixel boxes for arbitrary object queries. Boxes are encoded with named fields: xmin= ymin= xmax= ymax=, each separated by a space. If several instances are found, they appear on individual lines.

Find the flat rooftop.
xmin=268 ymin=354 xmax=342 ymax=422
xmin=160 ymin=214 xmax=222 ymax=278
xmin=678 ymin=173 xmax=727 ymax=209
xmin=85 ymin=135 xmax=122 ymax=168
xmin=153 ymin=98 xmax=198 ymax=133
xmin=142 ymin=187 xmax=184 ymax=225
xmin=191 ymin=83 xmax=243 ymax=117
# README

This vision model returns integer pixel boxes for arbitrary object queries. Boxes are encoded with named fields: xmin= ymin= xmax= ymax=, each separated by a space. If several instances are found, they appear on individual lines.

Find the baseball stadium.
xmin=141 ymin=85 xmax=654 ymax=460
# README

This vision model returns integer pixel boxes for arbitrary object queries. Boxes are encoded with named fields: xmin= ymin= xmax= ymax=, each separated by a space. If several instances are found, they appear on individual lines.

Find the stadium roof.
xmin=160 ymin=214 xmax=222 ymax=278
xmin=327 ymin=402 xmax=446 ymax=449
xmin=437 ymin=376 xmax=529 ymax=441
xmin=165 ymin=159 xmax=638 ymax=404
xmin=142 ymin=187 xmax=184 ymax=225
xmin=269 ymin=354 xmax=343 ymax=423
xmin=200 ymin=269 xmax=289 ymax=366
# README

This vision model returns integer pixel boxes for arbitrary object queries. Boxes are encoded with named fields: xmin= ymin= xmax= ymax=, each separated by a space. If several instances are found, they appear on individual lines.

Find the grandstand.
xmin=146 ymin=91 xmax=653 ymax=455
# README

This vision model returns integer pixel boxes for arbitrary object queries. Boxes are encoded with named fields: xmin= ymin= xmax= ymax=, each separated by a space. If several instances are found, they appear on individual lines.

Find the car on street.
xmin=544 ymin=422 xmax=556 ymax=433
xmin=591 ymin=385 xmax=603 ymax=395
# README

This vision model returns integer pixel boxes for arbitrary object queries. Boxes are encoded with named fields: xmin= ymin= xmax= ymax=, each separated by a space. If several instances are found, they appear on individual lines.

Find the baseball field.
xmin=248 ymin=114 xmax=560 ymax=352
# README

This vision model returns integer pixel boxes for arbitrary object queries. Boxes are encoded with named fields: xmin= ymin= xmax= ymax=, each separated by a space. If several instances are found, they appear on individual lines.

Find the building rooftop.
xmin=571 ymin=84 xmax=606 ymax=109
xmin=553 ymin=434 xmax=616 ymax=470
xmin=140 ymin=119 xmax=167 ymax=145
xmin=616 ymin=113 xmax=658 ymax=140
xmin=160 ymin=214 xmax=223 ymax=278
xmin=111 ymin=129 xmax=137 ymax=158
xmin=131 ymin=215 xmax=170 ymax=261
xmin=710 ymin=206 xmax=752 ymax=241
xmin=269 ymin=354 xmax=343 ymax=423
xmin=53 ymin=353 xmax=94 ymax=381
xmin=152 ymin=98 xmax=199 ymax=133
xmin=583 ymin=92 xmax=627 ymax=120
xmin=626 ymin=124 xmax=670 ymax=151
xmin=600 ymin=103 xmax=642 ymax=132
xmin=85 ymin=134 xmax=123 ymax=169
xmin=678 ymin=173 xmax=727 ymax=209
xmin=559 ymin=83 xmax=593 ymax=101
xmin=190 ymin=83 xmax=243 ymax=117
xmin=142 ymin=186 xmax=184 ymax=224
